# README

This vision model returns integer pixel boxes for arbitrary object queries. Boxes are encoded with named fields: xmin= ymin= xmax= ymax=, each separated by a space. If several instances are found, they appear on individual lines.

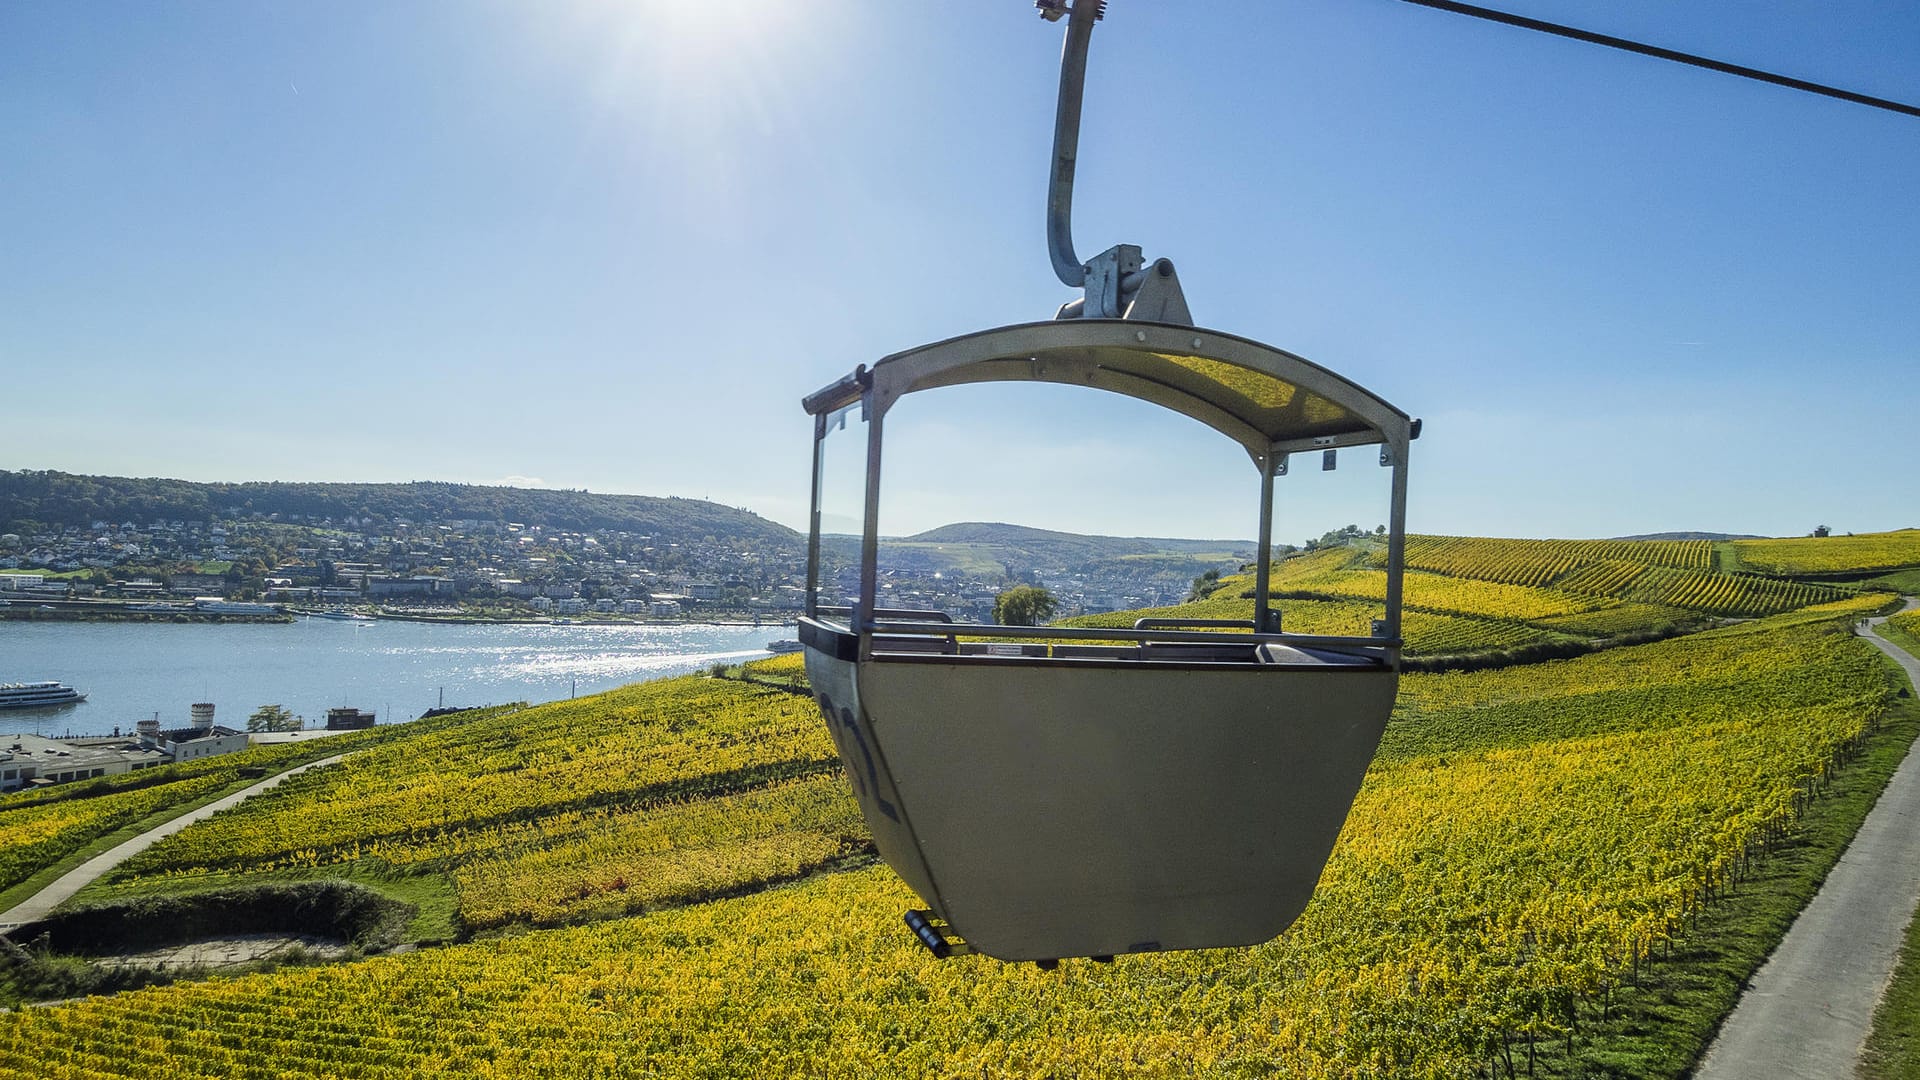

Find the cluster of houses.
xmin=1 ymin=516 xmax=809 ymax=616
xmin=3 ymin=512 xmax=1214 ymax=623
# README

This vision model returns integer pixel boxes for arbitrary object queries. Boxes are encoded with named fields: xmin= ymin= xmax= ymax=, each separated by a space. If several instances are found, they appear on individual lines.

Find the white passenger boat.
xmin=0 ymin=681 xmax=87 ymax=710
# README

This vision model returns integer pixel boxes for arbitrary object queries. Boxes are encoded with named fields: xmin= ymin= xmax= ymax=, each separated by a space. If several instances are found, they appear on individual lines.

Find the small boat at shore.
xmin=0 ymin=681 xmax=87 ymax=710
xmin=766 ymin=639 xmax=803 ymax=655
xmin=310 ymin=609 xmax=375 ymax=622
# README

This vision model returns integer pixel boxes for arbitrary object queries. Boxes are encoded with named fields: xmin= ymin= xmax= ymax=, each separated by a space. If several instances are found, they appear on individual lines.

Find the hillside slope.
xmin=0 ymin=470 xmax=800 ymax=549
xmin=0 ymin=596 xmax=1900 ymax=1078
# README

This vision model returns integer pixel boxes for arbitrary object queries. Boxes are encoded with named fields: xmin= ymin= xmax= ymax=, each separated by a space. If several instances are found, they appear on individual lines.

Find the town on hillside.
xmin=0 ymin=508 xmax=1241 ymax=624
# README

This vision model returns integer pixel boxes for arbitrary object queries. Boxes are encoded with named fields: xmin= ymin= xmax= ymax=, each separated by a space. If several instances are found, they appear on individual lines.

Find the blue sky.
xmin=3 ymin=1 xmax=1915 ymax=543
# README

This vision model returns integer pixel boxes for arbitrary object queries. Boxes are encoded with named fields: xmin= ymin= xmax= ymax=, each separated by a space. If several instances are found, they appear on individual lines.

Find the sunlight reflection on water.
xmin=0 ymin=620 xmax=791 ymax=736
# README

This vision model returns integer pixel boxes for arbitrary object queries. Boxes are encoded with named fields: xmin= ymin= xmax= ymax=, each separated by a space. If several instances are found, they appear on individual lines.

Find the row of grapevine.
xmin=1 ymin=604 xmax=1893 ymax=1079
xmin=1382 ymin=535 xmax=1714 ymax=586
xmin=1064 ymin=582 xmax=1563 ymax=656
xmin=1624 ymin=567 xmax=1848 ymax=617
xmin=741 ymin=652 xmax=806 ymax=679
xmin=1551 ymin=558 xmax=1650 ymax=597
xmin=1732 ymin=529 xmax=1920 ymax=575
xmin=0 ymin=775 xmax=231 ymax=894
xmin=0 ymin=727 xmax=420 ymax=895
xmin=1533 ymin=602 xmax=1697 ymax=636
xmin=1400 ymin=610 xmax=1566 ymax=654
xmin=1382 ymin=595 xmax=1891 ymax=761
xmin=97 ymin=680 xmax=849 ymax=934
xmin=447 ymin=774 xmax=864 ymax=928
xmin=1266 ymin=550 xmax=1707 ymax=643
xmin=1352 ymin=537 xmax=1855 ymax=620
xmin=1294 ymin=567 xmax=1602 ymax=621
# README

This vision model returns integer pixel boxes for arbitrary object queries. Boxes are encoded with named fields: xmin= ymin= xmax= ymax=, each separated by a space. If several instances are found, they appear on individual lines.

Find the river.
xmin=0 ymin=618 xmax=792 ymax=737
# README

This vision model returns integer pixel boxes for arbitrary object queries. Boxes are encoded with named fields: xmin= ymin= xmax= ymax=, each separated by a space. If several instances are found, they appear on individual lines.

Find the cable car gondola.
xmin=798 ymin=1 xmax=1419 ymax=964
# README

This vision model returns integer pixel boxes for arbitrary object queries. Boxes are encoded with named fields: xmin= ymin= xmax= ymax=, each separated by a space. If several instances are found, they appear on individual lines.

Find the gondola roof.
xmin=803 ymin=320 xmax=1414 ymax=463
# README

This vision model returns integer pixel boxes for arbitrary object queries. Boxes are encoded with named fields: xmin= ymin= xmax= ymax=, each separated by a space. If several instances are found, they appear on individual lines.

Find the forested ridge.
xmin=0 ymin=470 xmax=800 ymax=548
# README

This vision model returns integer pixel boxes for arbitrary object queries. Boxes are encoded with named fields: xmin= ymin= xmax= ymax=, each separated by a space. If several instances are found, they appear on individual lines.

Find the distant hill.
xmin=1612 ymin=531 xmax=1764 ymax=541
xmin=816 ymin=521 xmax=1253 ymax=580
xmin=906 ymin=521 xmax=1251 ymax=559
xmin=0 ymin=470 xmax=800 ymax=549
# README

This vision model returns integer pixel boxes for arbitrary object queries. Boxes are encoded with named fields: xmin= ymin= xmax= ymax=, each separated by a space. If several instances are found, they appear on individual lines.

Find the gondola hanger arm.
xmin=1036 ymin=0 xmax=1194 ymax=325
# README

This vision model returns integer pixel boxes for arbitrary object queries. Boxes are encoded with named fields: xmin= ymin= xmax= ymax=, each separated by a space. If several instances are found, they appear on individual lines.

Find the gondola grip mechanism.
xmin=1038 ymin=0 xmax=1194 ymax=325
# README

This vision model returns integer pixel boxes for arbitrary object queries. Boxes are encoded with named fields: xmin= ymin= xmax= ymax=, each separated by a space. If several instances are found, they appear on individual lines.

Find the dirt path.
xmin=0 ymin=754 xmax=350 ymax=932
xmin=1693 ymin=599 xmax=1920 ymax=1079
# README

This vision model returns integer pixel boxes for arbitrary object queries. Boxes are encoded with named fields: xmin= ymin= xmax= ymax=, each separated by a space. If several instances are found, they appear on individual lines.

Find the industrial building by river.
xmin=1 ymin=703 xmax=252 ymax=792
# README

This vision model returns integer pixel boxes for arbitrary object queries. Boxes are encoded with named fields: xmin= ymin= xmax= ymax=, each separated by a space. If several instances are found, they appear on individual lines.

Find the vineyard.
xmin=1886 ymin=607 xmax=1920 ymax=647
xmin=1384 ymin=535 xmax=1715 ymax=586
xmin=0 ymin=599 xmax=1901 ymax=1078
xmin=0 ymin=730 xmax=411 ymax=897
xmin=1532 ymin=602 xmax=1697 ymax=637
xmin=1062 ymin=588 xmax=1573 ymax=657
xmin=1279 ymin=566 xmax=1602 ymax=621
xmin=0 ymin=525 xmax=1910 ymax=1077
xmin=88 ymin=678 xmax=851 ymax=933
xmin=1732 ymin=529 xmax=1920 ymax=576
xmin=1618 ymin=566 xmax=1849 ymax=616
xmin=1348 ymin=536 xmax=1855 ymax=620
xmin=0 ymin=776 xmax=231 ymax=897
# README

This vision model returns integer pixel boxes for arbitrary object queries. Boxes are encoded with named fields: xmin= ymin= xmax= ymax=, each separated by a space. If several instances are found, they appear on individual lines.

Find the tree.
xmin=994 ymin=585 xmax=1056 ymax=627
xmin=1188 ymin=569 xmax=1223 ymax=602
xmin=247 ymin=704 xmax=301 ymax=733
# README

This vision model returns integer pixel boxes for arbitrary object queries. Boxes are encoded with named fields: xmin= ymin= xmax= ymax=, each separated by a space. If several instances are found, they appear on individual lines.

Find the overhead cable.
xmin=1393 ymin=0 xmax=1920 ymax=120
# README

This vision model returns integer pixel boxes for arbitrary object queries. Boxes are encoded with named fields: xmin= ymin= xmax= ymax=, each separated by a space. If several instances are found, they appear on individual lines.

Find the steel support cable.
xmin=1392 ymin=0 xmax=1920 ymax=120
xmin=1047 ymin=2 xmax=1100 ymax=287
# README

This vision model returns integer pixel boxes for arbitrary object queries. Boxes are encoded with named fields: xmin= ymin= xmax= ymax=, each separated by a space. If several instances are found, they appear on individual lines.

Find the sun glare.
xmin=631 ymin=0 xmax=813 ymax=62
xmin=523 ymin=0 xmax=845 ymax=219
xmin=553 ymin=0 xmax=839 ymax=145
xmin=567 ymin=0 xmax=821 ymax=73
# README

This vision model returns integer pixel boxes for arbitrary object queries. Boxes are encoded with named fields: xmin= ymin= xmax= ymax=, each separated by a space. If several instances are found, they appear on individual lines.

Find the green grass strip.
xmin=1860 ymin=617 xmax=1920 ymax=1079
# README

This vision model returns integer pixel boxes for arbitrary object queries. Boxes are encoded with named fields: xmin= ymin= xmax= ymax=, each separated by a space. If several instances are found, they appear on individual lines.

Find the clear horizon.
xmin=4 ymin=2 xmax=1916 ymax=540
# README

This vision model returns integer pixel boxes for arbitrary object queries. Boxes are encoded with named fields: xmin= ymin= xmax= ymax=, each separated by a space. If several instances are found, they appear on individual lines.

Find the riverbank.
xmin=0 ymin=600 xmax=288 ymax=625
xmin=361 ymin=608 xmax=792 ymax=627
xmin=5 ymin=599 xmax=795 ymax=629
xmin=0 ymin=619 xmax=787 ymax=739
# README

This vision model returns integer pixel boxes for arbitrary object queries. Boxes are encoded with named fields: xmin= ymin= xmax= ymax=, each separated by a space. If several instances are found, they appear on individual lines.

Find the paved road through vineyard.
xmin=1694 ymin=599 xmax=1920 ymax=1079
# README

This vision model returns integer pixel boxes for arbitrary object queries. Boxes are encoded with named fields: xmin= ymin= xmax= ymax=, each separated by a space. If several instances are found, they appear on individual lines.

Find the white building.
xmin=193 ymin=597 xmax=280 ymax=615
xmin=1 ymin=734 xmax=170 ymax=792
xmin=137 ymin=705 xmax=250 ymax=762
